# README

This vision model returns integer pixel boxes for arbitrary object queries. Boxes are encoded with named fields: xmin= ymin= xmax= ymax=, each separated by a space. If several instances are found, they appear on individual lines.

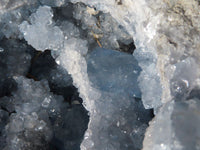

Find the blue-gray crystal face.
xmin=87 ymin=48 xmax=141 ymax=98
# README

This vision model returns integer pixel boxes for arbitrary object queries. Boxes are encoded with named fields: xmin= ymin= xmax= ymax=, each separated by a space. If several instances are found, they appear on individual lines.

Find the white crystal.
xmin=1 ymin=1 xmax=199 ymax=150
xmin=4 ymin=76 xmax=64 ymax=149
xmin=19 ymin=6 xmax=64 ymax=51
xmin=56 ymin=37 xmax=151 ymax=149
xmin=0 ymin=47 xmax=4 ymax=52
xmin=143 ymin=99 xmax=200 ymax=150
xmin=66 ymin=0 xmax=200 ymax=150
xmin=70 ymin=0 xmax=200 ymax=111
xmin=42 ymin=97 xmax=51 ymax=108
xmin=36 ymin=120 xmax=46 ymax=131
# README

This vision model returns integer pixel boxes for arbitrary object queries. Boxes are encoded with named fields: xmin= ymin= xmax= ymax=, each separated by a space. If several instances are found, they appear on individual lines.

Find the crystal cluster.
xmin=1 ymin=76 xmax=88 ymax=150
xmin=3 ymin=76 xmax=61 ymax=150
xmin=66 ymin=0 xmax=200 ymax=150
xmin=19 ymin=6 xmax=64 ymax=51
xmin=83 ymin=47 xmax=152 ymax=150
xmin=143 ymin=98 xmax=200 ymax=150
xmin=0 ymin=0 xmax=200 ymax=150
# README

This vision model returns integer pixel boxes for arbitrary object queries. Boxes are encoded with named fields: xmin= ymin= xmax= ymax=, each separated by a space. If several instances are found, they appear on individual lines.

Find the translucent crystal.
xmin=1 ymin=1 xmax=199 ymax=150
xmin=70 ymin=0 xmax=200 ymax=111
xmin=19 ymin=6 xmax=64 ymax=51
xmin=143 ymin=98 xmax=200 ymax=150
xmin=42 ymin=97 xmax=51 ymax=108
xmin=57 ymin=42 xmax=152 ymax=149
xmin=86 ymin=47 xmax=141 ymax=98
xmin=4 ymin=76 xmax=64 ymax=149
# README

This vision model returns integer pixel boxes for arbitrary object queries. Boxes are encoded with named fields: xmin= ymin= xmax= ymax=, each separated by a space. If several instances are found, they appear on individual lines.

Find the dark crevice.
xmin=0 ymin=36 xmax=89 ymax=150
xmin=187 ymin=88 xmax=200 ymax=100
xmin=26 ymin=49 xmax=82 ymax=104
xmin=118 ymin=40 xmax=136 ymax=54
xmin=0 ymin=106 xmax=16 ymax=116
xmin=134 ymin=98 xmax=154 ymax=124
xmin=25 ymin=48 xmax=89 ymax=149
xmin=0 ymin=1 xmax=154 ymax=150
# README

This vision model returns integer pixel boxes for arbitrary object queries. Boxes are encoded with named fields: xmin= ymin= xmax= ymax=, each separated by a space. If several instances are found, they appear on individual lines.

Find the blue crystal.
xmin=87 ymin=48 xmax=141 ymax=98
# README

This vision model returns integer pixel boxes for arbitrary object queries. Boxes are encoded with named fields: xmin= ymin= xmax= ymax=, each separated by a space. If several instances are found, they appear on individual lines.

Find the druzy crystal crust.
xmin=0 ymin=0 xmax=200 ymax=150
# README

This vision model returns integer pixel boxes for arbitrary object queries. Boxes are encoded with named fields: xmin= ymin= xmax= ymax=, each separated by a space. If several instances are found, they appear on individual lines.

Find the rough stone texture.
xmin=67 ymin=0 xmax=200 ymax=150
xmin=82 ymin=48 xmax=152 ymax=150
xmin=0 ymin=0 xmax=39 ymax=39
xmin=1 ymin=0 xmax=199 ymax=150
xmin=3 ymin=76 xmax=62 ymax=150
xmin=1 ymin=76 xmax=88 ymax=150
xmin=69 ymin=0 xmax=200 ymax=110
xmin=143 ymin=98 xmax=200 ymax=150
xmin=57 ymin=39 xmax=153 ymax=150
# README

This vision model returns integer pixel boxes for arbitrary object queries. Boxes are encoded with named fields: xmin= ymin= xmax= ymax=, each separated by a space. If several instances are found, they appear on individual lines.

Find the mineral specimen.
xmin=0 ymin=0 xmax=200 ymax=150
xmin=19 ymin=6 xmax=64 ymax=51
xmin=3 ymin=76 xmax=58 ymax=150
xmin=143 ymin=98 xmax=200 ymax=150
xmin=1 ymin=76 xmax=88 ymax=150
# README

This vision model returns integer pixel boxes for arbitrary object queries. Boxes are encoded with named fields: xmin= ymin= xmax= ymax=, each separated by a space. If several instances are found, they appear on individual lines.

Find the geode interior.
xmin=0 ymin=0 xmax=200 ymax=150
